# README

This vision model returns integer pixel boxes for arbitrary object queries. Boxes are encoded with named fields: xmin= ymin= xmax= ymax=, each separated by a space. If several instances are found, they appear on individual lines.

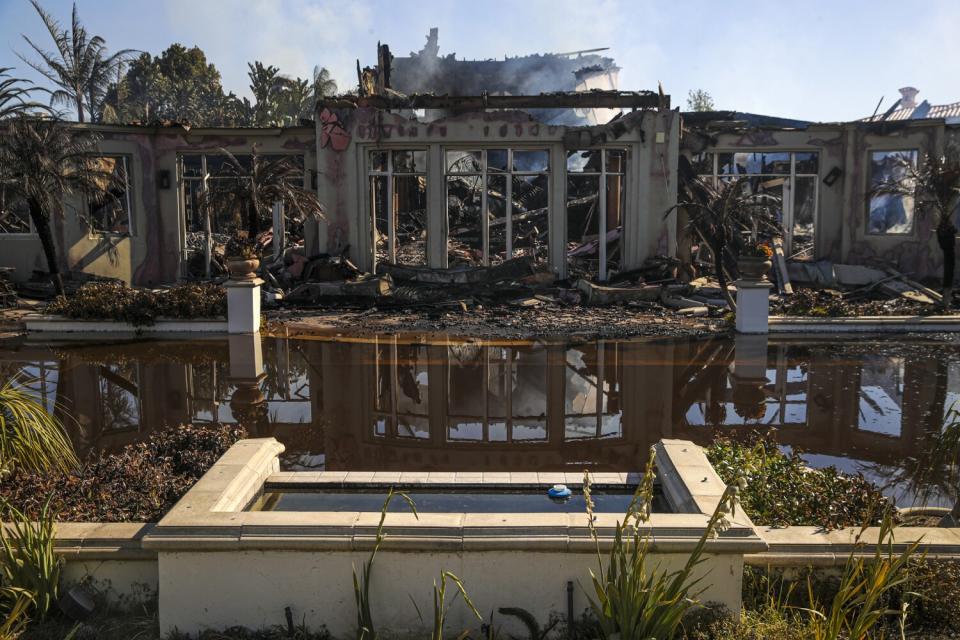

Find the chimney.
xmin=898 ymin=86 xmax=919 ymax=109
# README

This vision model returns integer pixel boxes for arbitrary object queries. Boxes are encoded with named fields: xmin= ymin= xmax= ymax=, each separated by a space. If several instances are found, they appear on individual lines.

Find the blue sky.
xmin=1 ymin=0 xmax=958 ymax=123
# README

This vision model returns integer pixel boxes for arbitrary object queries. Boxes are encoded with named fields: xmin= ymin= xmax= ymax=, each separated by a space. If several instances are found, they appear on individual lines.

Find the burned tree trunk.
xmin=28 ymin=199 xmax=64 ymax=297
xmin=714 ymin=234 xmax=735 ymax=311
xmin=936 ymin=218 xmax=956 ymax=308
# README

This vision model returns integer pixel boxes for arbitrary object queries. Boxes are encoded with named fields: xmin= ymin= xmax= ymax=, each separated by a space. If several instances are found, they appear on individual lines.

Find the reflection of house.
xmin=0 ymin=335 xmax=954 ymax=471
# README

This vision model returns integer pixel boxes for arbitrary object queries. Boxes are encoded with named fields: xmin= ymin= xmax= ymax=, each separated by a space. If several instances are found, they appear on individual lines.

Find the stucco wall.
xmin=158 ymin=549 xmax=741 ymax=637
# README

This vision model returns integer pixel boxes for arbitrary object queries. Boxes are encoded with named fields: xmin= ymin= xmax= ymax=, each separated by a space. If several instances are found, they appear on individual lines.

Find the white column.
xmin=735 ymin=280 xmax=772 ymax=334
xmin=224 ymin=278 xmax=263 ymax=334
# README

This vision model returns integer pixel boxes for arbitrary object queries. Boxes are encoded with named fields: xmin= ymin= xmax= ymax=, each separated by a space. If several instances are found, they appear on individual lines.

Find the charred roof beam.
xmin=318 ymin=90 xmax=667 ymax=112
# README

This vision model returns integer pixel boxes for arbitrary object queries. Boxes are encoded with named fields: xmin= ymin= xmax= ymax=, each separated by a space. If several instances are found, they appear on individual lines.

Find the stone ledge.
xmin=23 ymin=314 xmax=228 ymax=334
xmin=748 ymin=525 xmax=960 ymax=566
xmin=769 ymin=315 xmax=960 ymax=333
xmin=0 ymin=522 xmax=158 ymax=561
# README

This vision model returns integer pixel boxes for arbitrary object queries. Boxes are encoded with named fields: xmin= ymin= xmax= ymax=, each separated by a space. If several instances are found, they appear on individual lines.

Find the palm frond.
xmin=0 ymin=375 xmax=76 ymax=474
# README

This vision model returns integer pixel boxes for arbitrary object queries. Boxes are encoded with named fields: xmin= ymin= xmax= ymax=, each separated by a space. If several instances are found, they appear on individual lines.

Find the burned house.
xmin=0 ymin=123 xmax=316 ymax=287
xmin=681 ymin=89 xmax=960 ymax=279
xmin=307 ymin=92 xmax=679 ymax=282
xmin=0 ymin=39 xmax=956 ymax=293
xmin=390 ymin=28 xmax=621 ymax=126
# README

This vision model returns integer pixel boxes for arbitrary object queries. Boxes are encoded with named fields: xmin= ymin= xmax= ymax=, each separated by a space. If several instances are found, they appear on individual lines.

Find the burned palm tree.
xmin=0 ymin=116 xmax=119 ymax=295
xmin=199 ymin=146 xmax=324 ymax=247
xmin=871 ymin=146 xmax=960 ymax=306
xmin=668 ymin=174 xmax=781 ymax=309
xmin=0 ymin=68 xmax=45 ymax=120
xmin=19 ymin=1 xmax=133 ymax=123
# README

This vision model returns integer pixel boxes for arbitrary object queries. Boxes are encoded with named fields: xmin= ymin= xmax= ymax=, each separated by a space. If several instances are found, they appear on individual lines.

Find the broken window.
xmin=868 ymin=150 xmax=917 ymax=235
xmin=0 ymin=187 xmax=31 ymax=234
xmin=369 ymin=149 xmax=427 ymax=266
xmin=88 ymin=156 xmax=133 ymax=235
xmin=698 ymin=151 xmax=820 ymax=256
xmin=445 ymin=148 xmax=549 ymax=267
xmin=179 ymin=153 xmax=304 ymax=236
xmin=566 ymin=149 xmax=626 ymax=281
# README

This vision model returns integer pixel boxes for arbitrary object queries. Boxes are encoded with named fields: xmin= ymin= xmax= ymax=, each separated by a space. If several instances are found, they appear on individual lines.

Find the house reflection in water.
xmin=1 ymin=335 xmax=957 ymax=477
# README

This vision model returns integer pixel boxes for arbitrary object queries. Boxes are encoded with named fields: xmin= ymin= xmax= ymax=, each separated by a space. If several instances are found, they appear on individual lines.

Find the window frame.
xmin=0 ymin=187 xmax=35 ymax=235
xmin=366 ymin=147 xmax=429 ymax=267
xmin=443 ymin=146 xmax=551 ymax=267
xmin=86 ymin=155 xmax=135 ymax=237
xmin=694 ymin=149 xmax=821 ymax=256
xmin=565 ymin=148 xmax=628 ymax=281
xmin=865 ymin=148 xmax=919 ymax=237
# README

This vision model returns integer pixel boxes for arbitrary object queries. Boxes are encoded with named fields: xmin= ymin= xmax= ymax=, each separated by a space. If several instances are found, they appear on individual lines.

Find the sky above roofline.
xmin=1 ymin=0 xmax=958 ymax=123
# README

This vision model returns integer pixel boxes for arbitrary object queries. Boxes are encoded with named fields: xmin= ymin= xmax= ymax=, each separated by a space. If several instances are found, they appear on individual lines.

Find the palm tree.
xmin=871 ymin=147 xmax=960 ymax=306
xmin=0 ymin=117 xmax=119 ymax=296
xmin=200 ymin=146 xmax=324 ymax=241
xmin=19 ymin=1 xmax=133 ymax=123
xmin=279 ymin=76 xmax=313 ymax=123
xmin=311 ymin=65 xmax=337 ymax=102
xmin=668 ymin=175 xmax=782 ymax=309
xmin=0 ymin=68 xmax=44 ymax=120
xmin=248 ymin=61 xmax=285 ymax=126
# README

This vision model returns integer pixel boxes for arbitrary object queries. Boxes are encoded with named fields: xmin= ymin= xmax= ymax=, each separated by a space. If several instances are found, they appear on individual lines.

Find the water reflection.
xmin=2 ymin=333 xmax=958 ymax=506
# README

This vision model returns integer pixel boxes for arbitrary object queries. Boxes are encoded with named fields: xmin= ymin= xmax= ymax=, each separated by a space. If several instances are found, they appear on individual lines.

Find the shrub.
xmin=706 ymin=436 xmax=893 ymax=530
xmin=0 ymin=423 xmax=244 ymax=522
xmin=47 ymin=282 xmax=226 ymax=327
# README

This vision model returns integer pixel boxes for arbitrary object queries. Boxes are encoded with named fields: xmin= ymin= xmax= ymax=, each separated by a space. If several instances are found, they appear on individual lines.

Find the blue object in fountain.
xmin=547 ymin=484 xmax=572 ymax=499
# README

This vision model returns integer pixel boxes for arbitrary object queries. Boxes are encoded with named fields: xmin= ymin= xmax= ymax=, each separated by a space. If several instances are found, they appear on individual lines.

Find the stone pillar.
xmin=735 ymin=280 xmax=772 ymax=334
xmin=224 ymin=278 xmax=263 ymax=334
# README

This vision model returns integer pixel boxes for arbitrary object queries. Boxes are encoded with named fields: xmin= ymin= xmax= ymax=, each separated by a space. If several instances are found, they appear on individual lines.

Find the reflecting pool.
xmin=3 ymin=332 xmax=958 ymax=507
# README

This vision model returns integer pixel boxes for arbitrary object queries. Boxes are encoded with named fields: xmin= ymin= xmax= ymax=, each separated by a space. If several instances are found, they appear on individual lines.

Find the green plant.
xmin=0 ymin=376 xmax=76 ymax=476
xmin=0 ymin=588 xmax=32 ymax=640
xmin=0 ymin=499 xmax=61 ymax=620
xmin=199 ymin=146 xmax=324 ymax=238
xmin=582 ymin=446 xmax=742 ymax=640
xmin=411 ymin=571 xmax=482 ymax=640
xmin=353 ymin=488 xmax=418 ymax=640
xmin=801 ymin=509 xmax=919 ymax=640
xmin=706 ymin=435 xmax=892 ymax=530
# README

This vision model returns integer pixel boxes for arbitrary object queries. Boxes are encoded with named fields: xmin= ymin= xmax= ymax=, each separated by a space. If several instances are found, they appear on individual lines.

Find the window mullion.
xmin=481 ymin=151 xmax=489 ymax=266
xmin=387 ymin=154 xmax=396 ymax=263
xmin=599 ymin=157 xmax=608 ymax=281
xmin=506 ymin=150 xmax=513 ymax=259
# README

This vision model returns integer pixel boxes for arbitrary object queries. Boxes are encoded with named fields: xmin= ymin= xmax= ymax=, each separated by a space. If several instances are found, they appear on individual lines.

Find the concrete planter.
xmin=142 ymin=438 xmax=766 ymax=637
xmin=23 ymin=314 xmax=228 ymax=334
